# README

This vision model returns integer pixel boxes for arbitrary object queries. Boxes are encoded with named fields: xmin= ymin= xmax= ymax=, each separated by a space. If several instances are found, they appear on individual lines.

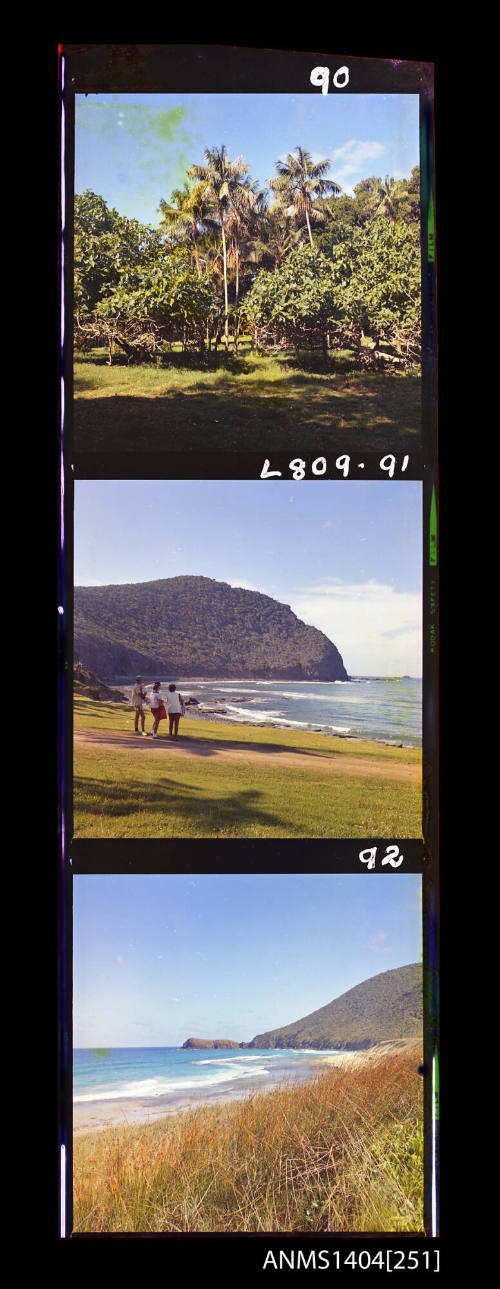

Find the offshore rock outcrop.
xmin=182 ymin=1038 xmax=247 ymax=1050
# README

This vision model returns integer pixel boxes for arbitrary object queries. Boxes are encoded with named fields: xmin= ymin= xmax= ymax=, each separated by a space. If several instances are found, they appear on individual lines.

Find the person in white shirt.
xmin=150 ymin=682 xmax=167 ymax=738
xmin=132 ymin=676 xmax=147 ymax=735
xmin=166 ymin=683 xmax=185 ymax=738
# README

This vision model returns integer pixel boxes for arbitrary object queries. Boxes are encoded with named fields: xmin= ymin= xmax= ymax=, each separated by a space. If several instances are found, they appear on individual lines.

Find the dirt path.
xmin=74 ymin=727 xmax=420 ymax=784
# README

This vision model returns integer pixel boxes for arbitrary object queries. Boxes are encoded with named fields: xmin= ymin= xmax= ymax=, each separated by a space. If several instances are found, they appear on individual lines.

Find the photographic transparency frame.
xmin=57 ymin=44 xmax=439 ymax=1264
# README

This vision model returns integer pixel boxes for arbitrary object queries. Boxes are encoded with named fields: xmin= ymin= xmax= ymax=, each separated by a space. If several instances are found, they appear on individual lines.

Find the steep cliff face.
xmin=74 ymin=575 xmax=349 ymax=682
xmin=248 ymin=965 xmax=422 ymax=1051
xmin=73 ymin=661 xmax=126 ymax=702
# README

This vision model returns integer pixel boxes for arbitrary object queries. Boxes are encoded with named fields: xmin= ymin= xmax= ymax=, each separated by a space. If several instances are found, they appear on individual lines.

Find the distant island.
xmin=74 ymin=575 xmax=349 ymax=682
xmin=182 ymin=964 xmax=422 ymax=1052
xmin=182 ymin=1038 xmax=249 ymax=1050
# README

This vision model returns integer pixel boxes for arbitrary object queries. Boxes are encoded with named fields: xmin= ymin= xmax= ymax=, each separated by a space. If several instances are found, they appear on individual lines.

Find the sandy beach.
xmin=73 ymin=1063 xmax=321 ymax=1137
xmin=73 ymin=1042 xmax=422 ymax=1137
xmin=313 ymin=1037 xmax=423 ymax=1068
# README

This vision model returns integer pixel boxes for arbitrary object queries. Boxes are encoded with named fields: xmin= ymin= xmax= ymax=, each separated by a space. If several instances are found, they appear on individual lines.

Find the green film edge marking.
xmin=430 ymin=487 xmax=437 ymax=565
xmin=428 ymin=189 xmax=435 ymax=262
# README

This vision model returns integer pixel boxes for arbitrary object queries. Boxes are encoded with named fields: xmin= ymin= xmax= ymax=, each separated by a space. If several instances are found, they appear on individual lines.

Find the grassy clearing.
xmin=73 ymin=343 xmax=421 ymax=453
xmin=73 ymin=1049 xmax=423 ymax=1233
xmin=73 ymin=698 xmax=422 ymax=838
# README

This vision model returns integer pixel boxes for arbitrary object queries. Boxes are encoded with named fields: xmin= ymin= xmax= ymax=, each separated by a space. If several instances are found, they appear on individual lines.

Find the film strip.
xmin=58 ymin=45 xmax=439 ymax=1264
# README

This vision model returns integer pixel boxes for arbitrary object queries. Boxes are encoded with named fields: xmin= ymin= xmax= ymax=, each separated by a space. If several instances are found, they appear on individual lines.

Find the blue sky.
xmin=75 ymin=93 xmax=419 ymax=225
xmin=74 ymin=480 xmax=422 ymax=676
xmin=73 ymin=873 xmax=422 ymax=1048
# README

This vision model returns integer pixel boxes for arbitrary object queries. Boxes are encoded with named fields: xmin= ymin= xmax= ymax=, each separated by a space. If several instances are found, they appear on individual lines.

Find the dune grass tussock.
xmin=73 ymin=1051 xmax=423 ymax=1234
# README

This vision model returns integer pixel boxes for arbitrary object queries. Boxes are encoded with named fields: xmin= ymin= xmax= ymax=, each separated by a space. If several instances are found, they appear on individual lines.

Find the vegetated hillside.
xmin=249 ymin=965 xmax=422 ymax=1051
xmin=73 ymin=576 xmax=349 ymax=681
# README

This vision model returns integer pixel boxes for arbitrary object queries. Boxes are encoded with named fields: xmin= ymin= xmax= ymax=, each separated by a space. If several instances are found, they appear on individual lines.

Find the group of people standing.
xmin=132 ymin=677 xmax=186 ymax=739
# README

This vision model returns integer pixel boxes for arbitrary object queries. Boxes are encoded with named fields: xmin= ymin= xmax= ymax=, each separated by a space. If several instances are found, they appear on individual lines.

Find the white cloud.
xmin=367 ymin=931 xmax=392 ymax=953
xmin=285 ymin=579 xmax=422 ymax=676
xmin=329 ymin=139 xmax=385 ymax=194
xmin=331 ymin=139 xmax=385 ymax=165
xmin=227 ymin=578 xmax=261 ymax=592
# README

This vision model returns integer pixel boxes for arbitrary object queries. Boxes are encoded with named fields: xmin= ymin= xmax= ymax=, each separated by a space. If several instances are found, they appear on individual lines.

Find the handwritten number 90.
xmin=310 ymin=66 xmax=349 ymax=94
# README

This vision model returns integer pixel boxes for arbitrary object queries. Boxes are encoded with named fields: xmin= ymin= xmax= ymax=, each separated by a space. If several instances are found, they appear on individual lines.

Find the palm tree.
xmin=249 ymin=204 xmax=301 ymax=271
xmin=375 ymin=176 xmax=399 ymax=222
xmin=157 ymin=180 xmax=212 ymax=276
xmin=225 ymin=182 xmax=265 ymax=348
xmin=189 ymin=146 xmax=250 ymax=349
xmin=267 ymin=147 xmax=341 ymax=248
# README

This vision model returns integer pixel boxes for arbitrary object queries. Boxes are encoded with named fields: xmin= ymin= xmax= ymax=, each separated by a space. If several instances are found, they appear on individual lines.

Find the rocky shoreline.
xmin=80 ymin=679 xmax=413 ymax=750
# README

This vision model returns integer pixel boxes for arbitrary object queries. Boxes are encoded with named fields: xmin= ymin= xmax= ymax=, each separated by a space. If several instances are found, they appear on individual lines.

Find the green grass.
xmin=73 ymin=341 xmax=421 ymax=453
xmin=73 ymin=1049 xmax=423 ymax=1233
xmin=73 ymin=698 xmax=422 ymax=838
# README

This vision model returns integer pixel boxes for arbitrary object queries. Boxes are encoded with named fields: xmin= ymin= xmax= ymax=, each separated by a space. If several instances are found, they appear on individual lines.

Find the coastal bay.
xmin=74 ymin=1038 xmax=421 ymax=1137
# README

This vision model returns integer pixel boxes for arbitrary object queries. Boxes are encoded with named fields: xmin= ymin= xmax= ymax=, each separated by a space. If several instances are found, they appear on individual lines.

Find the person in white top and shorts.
xmin=166 ymin=683 xmax=185 ymax=738
xmin=132 ymin=676 xmax=147 ymax=735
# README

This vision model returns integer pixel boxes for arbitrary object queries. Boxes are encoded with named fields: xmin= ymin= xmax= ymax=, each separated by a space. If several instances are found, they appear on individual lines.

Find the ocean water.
xmin=74 ymin=1046 xmax=342 ymax=1105
xmin=169 ymin=678 xmax=422 ymax=748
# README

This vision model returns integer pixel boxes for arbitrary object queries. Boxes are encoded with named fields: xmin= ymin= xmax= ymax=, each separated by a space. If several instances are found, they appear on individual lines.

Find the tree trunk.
xmin=221 ymin=221 xmax=229 ymax=351
xmin=214 ymin=318 xmax=223 ymax=354
xmin=193 ymin=226 xmax=201 ymax=277
xmin=233 ymin=251 xmax=240 ymax=353
xmin=305 ymin=207 xmax=314 ymax=249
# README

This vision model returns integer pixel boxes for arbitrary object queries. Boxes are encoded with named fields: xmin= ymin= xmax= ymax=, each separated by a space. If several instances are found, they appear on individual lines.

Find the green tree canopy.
xmin=74 ymin=190 xmax=164 ymax=313
xmin=244 ymin=245 xmax=342 ymax=339
xmin=97 ymin=253 xmax=216 ymax=334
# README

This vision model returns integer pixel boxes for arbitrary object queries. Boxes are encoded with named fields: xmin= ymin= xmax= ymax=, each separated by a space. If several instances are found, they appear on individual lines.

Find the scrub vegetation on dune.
xmin=73 ymin=1049 xmax=423 ymax=1233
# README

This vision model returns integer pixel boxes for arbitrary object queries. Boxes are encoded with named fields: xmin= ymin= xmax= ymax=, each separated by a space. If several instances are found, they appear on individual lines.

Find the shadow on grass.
xmin=76 ymin=349 xmax=259 ymax=376
xmin=74 ymin=773 xmax=293 ymax=833
xmin=76 ymin=725 xmax=341 ymax=760
xmin=74 ymin=701 xmax=129 ymax=721
xmin=73 ymin=374 xmax=421 ymax=453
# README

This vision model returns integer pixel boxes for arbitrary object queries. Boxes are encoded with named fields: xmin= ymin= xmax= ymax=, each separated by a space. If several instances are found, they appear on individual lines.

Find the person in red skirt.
xmin=150 ymin=682 xmax=167 ymax=738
